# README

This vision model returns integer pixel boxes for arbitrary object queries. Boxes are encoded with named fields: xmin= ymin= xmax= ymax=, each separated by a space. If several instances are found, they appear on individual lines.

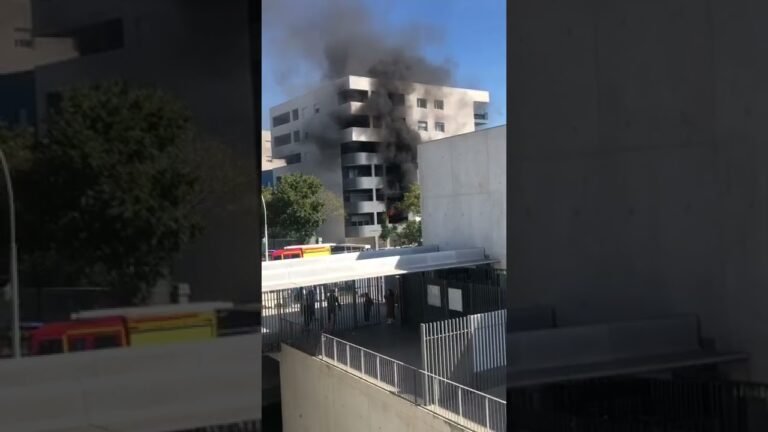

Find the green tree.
xmin=401 ymin=183 xmax=421 ymax=217
xmin=397 ymin=220 xmax=423 ymax=246
xmin=3 ymin=82 xmax=213 ymax=304
xmin=264 ymin=173 xmax=341 ymax=243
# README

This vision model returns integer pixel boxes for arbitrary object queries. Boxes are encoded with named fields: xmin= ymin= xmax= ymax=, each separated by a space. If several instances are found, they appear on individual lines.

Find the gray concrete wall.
xmin=31 ymin=0 xmax=260 ymax=303
xmin=420 ymin=126 xmax=507 ymax=269
xmin=509 ymin=0 xmax=768 ymax=381
xmin=279 ymin=344 xmax=471 ymax=432
xmin=0 ymin=333 xmax=261 ymax=432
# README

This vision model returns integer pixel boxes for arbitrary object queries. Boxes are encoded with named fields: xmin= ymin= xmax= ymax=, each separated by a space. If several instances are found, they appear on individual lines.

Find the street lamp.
xmin=261 ymin=194 xmax=269 ymax=262
xmin=0 ymin=148 xmax=20 ymax=359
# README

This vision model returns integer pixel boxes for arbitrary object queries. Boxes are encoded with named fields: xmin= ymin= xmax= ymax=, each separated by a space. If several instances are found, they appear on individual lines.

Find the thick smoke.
xmin=264 ymin=0 xmax=454 ymax=206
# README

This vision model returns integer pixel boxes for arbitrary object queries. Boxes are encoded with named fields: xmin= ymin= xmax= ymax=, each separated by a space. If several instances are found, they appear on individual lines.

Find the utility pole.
xmin=261 ymin=194 xmax=269 ymax=261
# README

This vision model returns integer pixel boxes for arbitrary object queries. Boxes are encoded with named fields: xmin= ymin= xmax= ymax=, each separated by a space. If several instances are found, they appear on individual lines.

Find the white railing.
xmin=319 ymin=333 xmax=506 ymax=432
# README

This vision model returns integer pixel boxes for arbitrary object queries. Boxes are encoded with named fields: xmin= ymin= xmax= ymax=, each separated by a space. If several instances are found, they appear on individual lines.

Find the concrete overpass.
xmin=0 ymin=333 xmax=261 ymax=432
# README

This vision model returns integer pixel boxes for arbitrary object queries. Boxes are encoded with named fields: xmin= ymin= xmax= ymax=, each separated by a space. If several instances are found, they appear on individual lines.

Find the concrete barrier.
xmin=0 ymin=334 xmax=261 ymax=432
xmin=279 ymin=344 xmax=472 ymax=432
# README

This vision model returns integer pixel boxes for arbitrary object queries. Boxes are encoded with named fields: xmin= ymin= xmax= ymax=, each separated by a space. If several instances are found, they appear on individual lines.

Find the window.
xmin=272 ymin=112 xmax=291 ymax=127
xmin=417 ymin=98 xmax=427 ymax=109
xmin=37 ymin=339 xmax=63 ymax=355
xmin=274 ymin=133 xmax=292 ymax=147
xmin=417 ymin=121 xmax=428 ymax=132
xmin=344 ymin=190 xmax=374 ymax=202
xmin=341 ymin=141 xmax=378 ymax=154
xmin=276 ymin=176 xmax=283 ymax=184
xmin=293 ymin=130 xmax=301 ymax=143
xmin=347 ymin=214 xmax=374 ymax=227
xmin=285 ymin=153 xmax=302 ymax=165
xmin=434 ymin=99 xmax=445 ymax=110
xmin=94 ymin=334 xmax=121 ymax=349
xmin=374 ymin=165 xmax=384 ymax=177
xmin=292 ymin=109 xmax=299 ymax=121
xmin=435 ymin=122 xmax=445 ymax=132
xmin=343 ymin=165 xmax=373 ymax=178
xmin=389 ymin=93 xmax=405 ymax=106
xmin=371 ymin=116 xmax=382 ymax=129
xmin=314 ymin=104 xmax=320 ymax=114
xmin=375 ymin=189 xmax=385 ymax=201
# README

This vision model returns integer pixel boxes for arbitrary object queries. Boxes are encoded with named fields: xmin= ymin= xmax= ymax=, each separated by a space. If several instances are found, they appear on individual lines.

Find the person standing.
xmin=361 ymin=292 xmax=374 ymax=322
xmin=326 ymin=289 xmax=341 ymax=332
xmin=385 ymin=289 xmax=396 ymax=324
xmin=306 ymin=287 xmax=317 ymax=325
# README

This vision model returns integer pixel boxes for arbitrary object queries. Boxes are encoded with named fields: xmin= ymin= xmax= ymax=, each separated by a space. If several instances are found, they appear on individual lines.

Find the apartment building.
xmin=269 ymin=75 xmax=490 ymax=246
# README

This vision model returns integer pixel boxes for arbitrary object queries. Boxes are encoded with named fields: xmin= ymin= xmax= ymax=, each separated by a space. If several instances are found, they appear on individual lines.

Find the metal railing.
xmin=319 ymin=333 xmax=506 ymax=432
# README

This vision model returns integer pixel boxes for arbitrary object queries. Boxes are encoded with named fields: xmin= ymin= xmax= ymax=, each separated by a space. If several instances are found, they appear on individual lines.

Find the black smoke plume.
xmin=263 ymin=0 xmax=454 ymax=208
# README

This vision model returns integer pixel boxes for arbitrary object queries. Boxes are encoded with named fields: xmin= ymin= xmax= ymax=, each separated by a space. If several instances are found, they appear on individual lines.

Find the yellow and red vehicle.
xmin=271 ymin=244 xmax=334 ymax=260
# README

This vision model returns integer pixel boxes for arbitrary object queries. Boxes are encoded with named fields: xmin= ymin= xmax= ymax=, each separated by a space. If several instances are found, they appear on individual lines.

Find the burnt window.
xmin=274 ymin=133 xmax=291 ymax=147
xmin=341 ymin=141 xmax=378 ymax=154
xmin=339 ymin=115 xmax=370 ymax=129
xmin=37 ymin=339 xmax=63 ymax=355
xmin=285 ymin=153 xmax=302 ymax=165
xmin=73 ymin=19 xmax=124 ymax=56
xmin=338 ymin=89 xmax=369 ymax=104
xmin=389 ymin=93 xmax=405 ymax=106
xmin=94 ymin=334 xmax=121 ymax=349
xmin=293 ymin=130 xmax=301 ymax=142
xmin=272 ymin=112 xmax=291 ymax=127
xmin=292 ymin=109 xmax=299 ymax=121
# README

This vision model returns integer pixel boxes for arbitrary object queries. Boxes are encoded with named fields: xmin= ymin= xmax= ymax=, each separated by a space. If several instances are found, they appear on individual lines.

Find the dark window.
xmin=347 ymin=213 xmax=375 ymax=227
xmin=377 ymin=212 xmax=386 ymax=223
xmin=292 ymin=109 xmax=299 ymax=121
xmin=272 ymin=112 xmax=291 ymax=127
xmin=374 ymin=165 xmax=384 ymax=177
xmin=375 ymin=189 xmax=385 ymax=201
xmin=274 ymin=133 xmax=292 ymax=147
xmin=37 ymin=339 xmax=63 ymax=355
xmin=276 ymin=176 xmax=283 ymax=184
xmin=68 ymin=337 xmax=88 ymax=352
xmin=314 ymin=104 xmax=320 ymax=114
xmin=73 ymin=19 xmax=124 ymax=56
xmin=293 ymin=130 xmax=301 ymax=143
xmin=389 ymin=93 xmax=405 ymax=106
xmin=343 ymin=165 xmax=373 ymax=178
xmin=14 ymin=38 xmax=34 ymax=49
xmin=417 ymin=98 xmax=427 ymax=109
xmin=371 ymin=116 xmax=382 ymax=129
xmin=434 ymin=99 xmax=445 ymax=110
xmin=285 ymin=153 xmax=302 ymax=165
xmin=344 ymin=190 xmax=374 ymax=202
xmin=341 ymin=141 xmax=378 ymax=154
xmin=339 ymin=115 xmax=370 ymax=129
xmin=338 ymin=89 xmax=369 ymax=104
xmin=94 ymin=334 xmax=121 ymax=349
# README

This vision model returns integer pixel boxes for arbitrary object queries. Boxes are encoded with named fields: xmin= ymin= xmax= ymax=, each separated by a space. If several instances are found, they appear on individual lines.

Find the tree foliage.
xmin=401 ymin=183 xmax=421 ymax=217
xmin=264 ymin=173 xmax=341 ymax=243
xmin=0 ymin=82 xmax=215 ymax=304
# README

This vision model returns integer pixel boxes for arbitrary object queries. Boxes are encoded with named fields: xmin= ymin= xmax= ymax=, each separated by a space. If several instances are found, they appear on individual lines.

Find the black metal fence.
xmin=508 ymin=377 xmax=768 ymax=432
xmin=262 ymin=276 xmax=387 ymax=353
xmin=178 ymin=419 xmax=260 ymax=432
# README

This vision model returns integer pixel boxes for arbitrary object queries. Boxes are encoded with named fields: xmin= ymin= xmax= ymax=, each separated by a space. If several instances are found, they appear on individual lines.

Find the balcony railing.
xmin=319 ymin=333 xmax=506 ymax=432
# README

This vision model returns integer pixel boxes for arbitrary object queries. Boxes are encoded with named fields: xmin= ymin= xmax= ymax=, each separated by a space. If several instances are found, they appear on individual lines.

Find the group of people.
xmin=294 ymin=287 xmax=398 ymax=331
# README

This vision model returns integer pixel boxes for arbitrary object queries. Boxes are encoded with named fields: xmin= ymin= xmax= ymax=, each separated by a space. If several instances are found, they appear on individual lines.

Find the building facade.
xmin=260 ymin=130 xmax=284 ymax=188
xmin=420 ymin=125 xmax=507 ymax=269
xmin=269 ymin=75 xmax=490 ymax=246
xmin=28 ymin=0 xmax=262 ymax=304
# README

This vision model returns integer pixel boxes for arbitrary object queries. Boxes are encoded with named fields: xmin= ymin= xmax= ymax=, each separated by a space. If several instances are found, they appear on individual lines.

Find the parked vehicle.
xmin=25 ymin=303 xmax=260 ymax=356
xmin=271 ymin=244 xmax=334 ymax=260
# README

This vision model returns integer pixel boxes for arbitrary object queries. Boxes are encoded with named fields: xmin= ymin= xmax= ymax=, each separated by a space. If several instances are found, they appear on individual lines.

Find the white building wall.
xmin=420 ymin=126 xmax=507 ymax=269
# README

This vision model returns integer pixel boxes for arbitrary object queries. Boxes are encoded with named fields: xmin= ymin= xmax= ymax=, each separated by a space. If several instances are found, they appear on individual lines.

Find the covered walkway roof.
xmin=262 ymin=246 xmax=497 ymax=292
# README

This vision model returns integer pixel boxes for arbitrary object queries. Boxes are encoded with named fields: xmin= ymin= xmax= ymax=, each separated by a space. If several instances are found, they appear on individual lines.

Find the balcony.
xmin=341 ymin=152 xmax=382 ymax=166
xmin=341 ymin=127 xmax=384 ymax=143
xmin=474 ymin=112 xmax=489 ymax=126
xmin=343 ymin=176 xmax=384 ymax=190
xmin=337 ymin=101 xmax=367 ymax=116
xmin=345 ymin=224 xmax=381 ymax=238
xmin=344 ymin=200 xmax=386 ymax=214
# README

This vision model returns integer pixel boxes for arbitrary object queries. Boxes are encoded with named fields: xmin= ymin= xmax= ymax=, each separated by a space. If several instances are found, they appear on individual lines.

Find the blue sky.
xmin=260 ymin=0 xmax=506 ymax=131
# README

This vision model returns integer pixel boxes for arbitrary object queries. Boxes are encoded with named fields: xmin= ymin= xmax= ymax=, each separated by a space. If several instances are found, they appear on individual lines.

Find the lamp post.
xmin=0 ymin=148 xmax=20 ymax=359
xmin=261 ymin=194 xmax=269 ymax=262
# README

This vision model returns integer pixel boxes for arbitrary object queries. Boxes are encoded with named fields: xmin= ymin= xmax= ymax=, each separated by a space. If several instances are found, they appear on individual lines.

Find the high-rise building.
xmin=269 ymin=75 xmax=490 ymax=246
xmin=261 ymin=130 xmax=284 ymax=188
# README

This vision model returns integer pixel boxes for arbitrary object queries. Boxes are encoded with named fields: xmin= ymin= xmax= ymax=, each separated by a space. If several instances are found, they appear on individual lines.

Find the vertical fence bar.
xmin=377 ymin=355 xmax=381 ymax=381
xmin=485 ymin=397 xmax=490 ymax=429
